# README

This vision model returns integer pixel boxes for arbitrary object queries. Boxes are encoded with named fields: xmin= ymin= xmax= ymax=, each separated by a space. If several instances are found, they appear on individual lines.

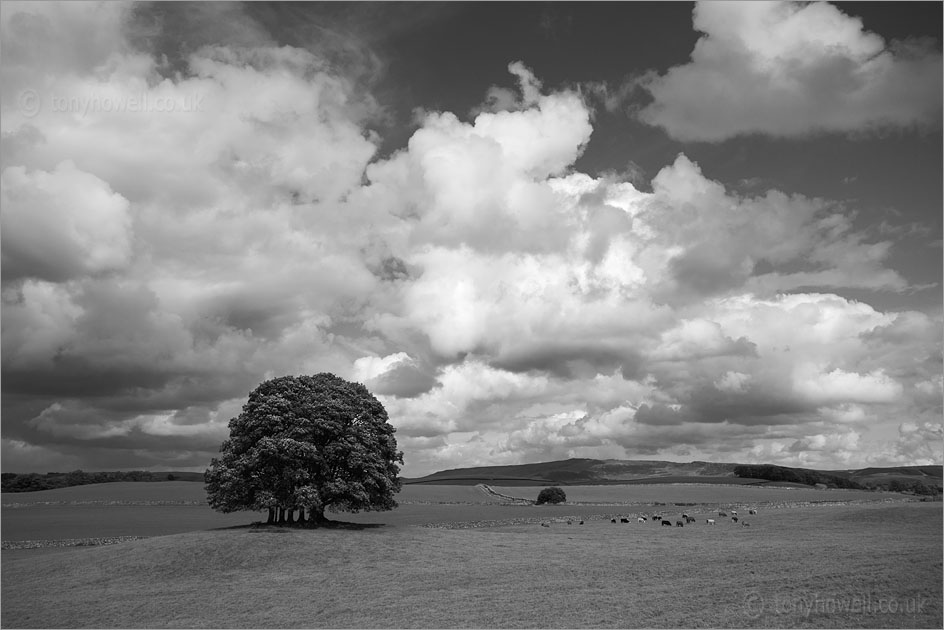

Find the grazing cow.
xmin=749 ymin=509 xmax=757 ymax=515
xmin=732 ymin=516 xmax=739 ymax=523
xmin=579 ymin=520 xmax=584 ymax=525
xmin=541 ymin=522 xmax=550 ymax=528
xmin=661 ymin=520 xmax=672 ymax=527
xmin=611 ymin=518 xmax=617 ymax=523
xmin=731 ymin=510 xmax=738 ymax=517
xmin=742 ymin=522 xmax=750 ymax=527
xmin=707 ymin=518 xmax=716 ymax=525
xmin=686 ymin=517 xmax=696 ymax=524
xmin=620 ymin=517 xmax=630 ymax=523
xmin=682 ymin=513 xmax=690 ymax=520
xmin=567 ymin=519 xmax=573 ymax=525
xmin=637 ymin=517 xmax=646 ymax=523
xmin=719 ymin=511 xmax=727 ymax=517
xmin=675 ymin=520 xmax=684 ymax=527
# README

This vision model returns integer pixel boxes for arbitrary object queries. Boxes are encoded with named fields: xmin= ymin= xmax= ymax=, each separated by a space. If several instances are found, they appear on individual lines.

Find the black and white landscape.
xmin=1 ymin=2 xmax=942 ymax=628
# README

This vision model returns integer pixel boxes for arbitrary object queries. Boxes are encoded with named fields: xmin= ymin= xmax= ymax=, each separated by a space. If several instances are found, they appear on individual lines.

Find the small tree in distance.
xmin=536 ymin=486 xmax=567 ymax=505
xmin=205 ymin=373 xmax=403 ymax=526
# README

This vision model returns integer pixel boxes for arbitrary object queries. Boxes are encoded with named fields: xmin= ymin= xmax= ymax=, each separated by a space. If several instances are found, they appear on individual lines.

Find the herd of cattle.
xmin=540 ymin=508 xmax=758 ymax=528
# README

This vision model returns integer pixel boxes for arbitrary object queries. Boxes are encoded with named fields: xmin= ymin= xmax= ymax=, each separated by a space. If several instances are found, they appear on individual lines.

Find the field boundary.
xmin=2 ymin=536 xmax=148 ymax=549
xmin=477 ymin=484 xmax=534 ymax=504
xmin=2 ymin=500 xmax=206 ymax=508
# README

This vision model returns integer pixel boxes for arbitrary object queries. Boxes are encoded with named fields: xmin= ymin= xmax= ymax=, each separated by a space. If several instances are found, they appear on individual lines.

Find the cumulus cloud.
xmin=792 ymin=365 xmax=903 ymax=405
xmin=636 ymin=1 xmax=943 ymax=141
xmin=1 ymin=162 xmax=133 ymax=282
xmin=0 ymin=2 xmax=939 ymax=475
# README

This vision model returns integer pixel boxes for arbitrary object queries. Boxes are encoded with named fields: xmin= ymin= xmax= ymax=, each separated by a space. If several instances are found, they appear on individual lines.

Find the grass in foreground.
xmin=1 ymin=502 xmax=940 ymax=628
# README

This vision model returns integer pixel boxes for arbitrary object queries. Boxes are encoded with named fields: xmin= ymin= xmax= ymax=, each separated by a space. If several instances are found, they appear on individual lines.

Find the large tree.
xmin=205 ymin=373 xmax=403 ymax=525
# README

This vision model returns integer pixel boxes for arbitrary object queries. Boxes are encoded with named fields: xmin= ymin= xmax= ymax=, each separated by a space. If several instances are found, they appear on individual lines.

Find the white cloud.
xmin=637 ymin=1 xmax=943 ymax=141
xmin=354 ymin=352 xmax=413 ymax=382
xmin=869 ymin=421 xmax=944 ymax=467
xmin=1 ymin=280 xmax=82 ymax=370
xmin=792 ymin=364 xmax=903 ymax=405
xmin=1 ymin=161 xmax=133 ymax=282
xmin=0 ymin=3 xmax=939 ymax=475
xmin=652 ymin=319 xmax=753 ymax=362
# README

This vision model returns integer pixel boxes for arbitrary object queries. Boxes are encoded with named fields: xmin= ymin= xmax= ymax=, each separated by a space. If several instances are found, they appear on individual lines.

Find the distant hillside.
xmin=403 ymin=458 xmax=741 ymax=485
xmin=842 ymin=465 xmax=942 ymax=493
xmin=404 ymin=458 xmax=943 ymax=493
xmin=848 ymin=465 xmax=942 ymax=480
xmin=5 ymin=460 xmax=940 ymax=494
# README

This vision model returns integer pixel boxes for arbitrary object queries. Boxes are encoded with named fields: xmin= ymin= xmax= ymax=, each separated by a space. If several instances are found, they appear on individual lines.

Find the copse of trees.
xmin=732 ymin=464 xmax=866 ymax=490
xmin=205 ymin=373 xmax=403 ymax=526
xmin=0 ymin=470 xmax=202 ymax=493
xmin=536 ymin=486 xmax=567 ymax=505
xmin=886 ymin=478 xmax=940 ymax=495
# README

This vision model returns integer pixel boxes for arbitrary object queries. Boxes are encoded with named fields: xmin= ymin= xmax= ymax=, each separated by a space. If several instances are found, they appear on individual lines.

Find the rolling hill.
xmin=403 ymin=458 xmax=943 ymax=491
xmin=4 ymin=460 xmax=940 ymax=493
xmin=403 ymin=458 xmax=740 ymax=485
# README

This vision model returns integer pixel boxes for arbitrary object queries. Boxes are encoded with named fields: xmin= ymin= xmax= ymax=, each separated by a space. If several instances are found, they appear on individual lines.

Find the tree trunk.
xmin=278 ymin=507 xmax=286 ymax=524
xmin=287 ymin=509 xmax=295 ymax=524
xmin=308 ymin=505 xmax=327 ymax=526
xmin=297 ymin=508 xmax=306 ymax=524
xmin=267 ymin=507 xmax=275 ymax=524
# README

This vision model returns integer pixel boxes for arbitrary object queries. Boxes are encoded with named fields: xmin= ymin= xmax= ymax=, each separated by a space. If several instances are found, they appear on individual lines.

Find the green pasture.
xmin=491 ymin=484 xmax=898 ymax=505
xmin=1 ymin=481 xmax=213 ymax=505
xmin=2 ymin=480 xmax=501 ymax=506
xmin=0 ymin=482 xmax=915 ymax=542
xmin=2 ymin=502 xmax=940 ymax=628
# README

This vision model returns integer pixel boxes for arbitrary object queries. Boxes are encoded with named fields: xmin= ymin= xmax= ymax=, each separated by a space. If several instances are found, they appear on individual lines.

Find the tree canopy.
xmin=205 ymin=373 xmax=403 ymax=525
xmin=536 ymin=486 xmax=567 ymax=505
xmin=732 ymin=464 xmax=866 ymax=490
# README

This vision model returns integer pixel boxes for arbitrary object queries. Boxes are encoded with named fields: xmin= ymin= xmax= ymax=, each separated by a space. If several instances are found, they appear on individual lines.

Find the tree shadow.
xmin=211 ymin=520 xmax=386 ymax=532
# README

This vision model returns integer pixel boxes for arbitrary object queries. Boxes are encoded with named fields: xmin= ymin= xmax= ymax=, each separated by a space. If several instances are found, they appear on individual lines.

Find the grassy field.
xmin=1 ymin=481 xmax=210 ymax=505
xmin=490 ymin=484 xmax=897 ymax=505
xmin=2 ymin=501 xmax=940 ymax=628
xmin=2 ymin=481 xmax=503 ymax=506
xmin=0 ymin=482 xmax=515 ymax=540
xmin=0 ymin=482 xmax=915 ymax=541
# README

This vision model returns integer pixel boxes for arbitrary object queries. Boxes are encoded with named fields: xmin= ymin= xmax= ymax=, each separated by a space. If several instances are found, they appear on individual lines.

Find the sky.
xmin=1 ymin=1 xmax=941 ymax=477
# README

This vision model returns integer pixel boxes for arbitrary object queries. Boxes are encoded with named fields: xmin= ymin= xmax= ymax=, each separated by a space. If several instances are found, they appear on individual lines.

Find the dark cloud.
xmin=634 ymin=404 xmax=689 ymax=426
xmin=2 ymin=361 xmax=174 ymax=399
xmin=370 ymin=256 xmax=412 ymax=283
xmin=493 ymin=342 xmax=645 ymax=381
xmin=365 ymin=360 xmax=437 ymax=398
xmin=684 ymin=385 xmax=815 ymax=426
xmin=668 ymin=246 xmax=752 ymax=299
xmin=126 ymin=2 xmax=276 ymax=78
